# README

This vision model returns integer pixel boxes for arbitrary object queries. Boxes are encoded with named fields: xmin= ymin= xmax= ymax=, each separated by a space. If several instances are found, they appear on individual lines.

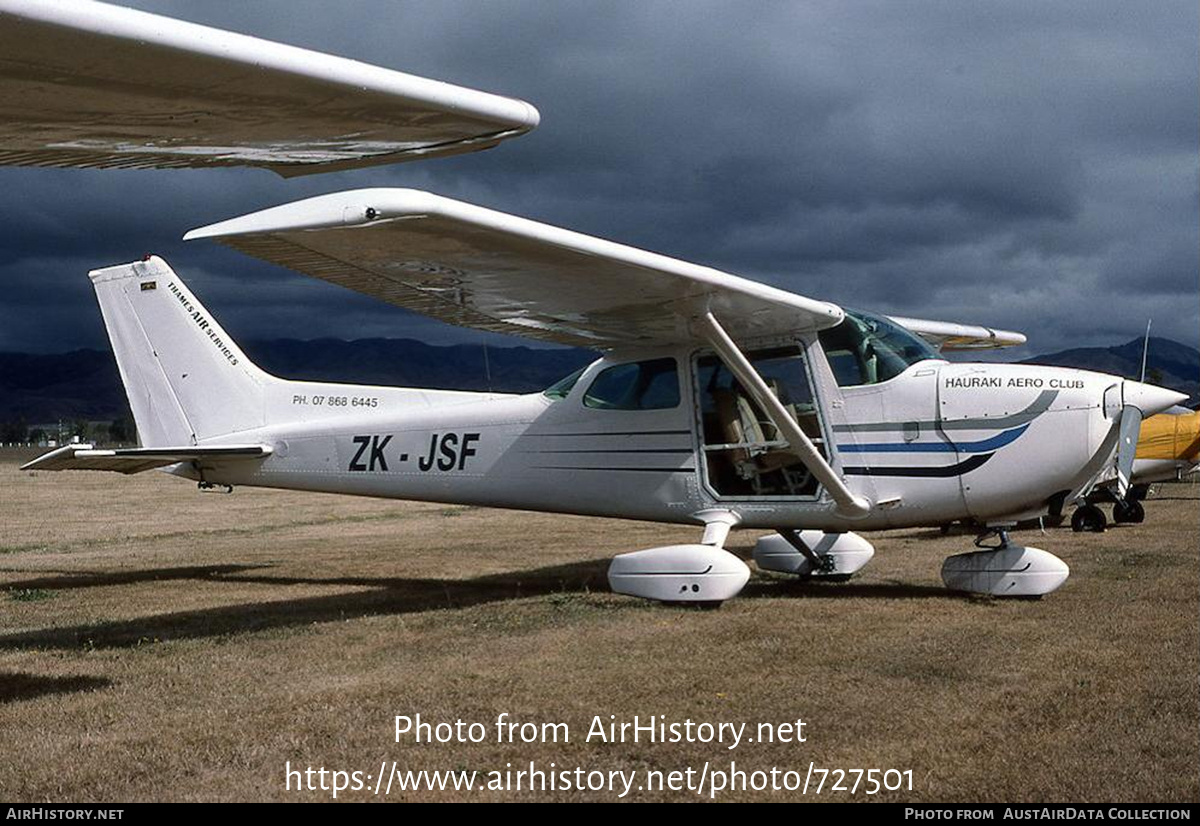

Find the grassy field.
xmin=1 ymin=446 xmax=1196 ymax=802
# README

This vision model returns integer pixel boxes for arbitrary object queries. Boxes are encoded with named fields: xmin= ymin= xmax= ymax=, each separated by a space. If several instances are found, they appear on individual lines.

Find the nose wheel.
xmin=1112 ymin=499 xmax=1145 ymax=524
xmin=1070 ymin=504 xmax=1107 ymax=533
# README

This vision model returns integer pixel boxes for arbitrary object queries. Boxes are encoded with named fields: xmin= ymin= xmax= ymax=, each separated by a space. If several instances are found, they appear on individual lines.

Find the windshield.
xmin=817 ymin=309 xmax=938 ymax=387
xmin=543 ymin=366 xmax=586 ymax=400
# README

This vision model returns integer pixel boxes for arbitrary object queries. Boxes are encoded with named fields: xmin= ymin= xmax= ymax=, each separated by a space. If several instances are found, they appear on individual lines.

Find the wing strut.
xmin=694 ymin=312 xmax=872 ymax=519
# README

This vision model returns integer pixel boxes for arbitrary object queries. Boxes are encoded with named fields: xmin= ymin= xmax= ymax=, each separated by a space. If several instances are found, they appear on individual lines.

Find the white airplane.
xmin=4 ymin=1 xmax=1188 ymax=605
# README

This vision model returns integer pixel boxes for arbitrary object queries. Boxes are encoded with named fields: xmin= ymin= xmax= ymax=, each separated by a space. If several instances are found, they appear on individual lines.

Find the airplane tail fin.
xmin=90 ymin=256 xmax=273 ymax=447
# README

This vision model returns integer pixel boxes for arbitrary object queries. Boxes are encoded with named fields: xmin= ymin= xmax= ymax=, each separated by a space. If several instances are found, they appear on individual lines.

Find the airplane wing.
xmin=21 ymin=444 xmax=271 ymax=474
xmin=888 ymin=316 xmax=1026 ymax=351
xmin=185 ymin=188 xmax=845 ymax=348
xmin=0 ymin=0 xmax=538 ymax=176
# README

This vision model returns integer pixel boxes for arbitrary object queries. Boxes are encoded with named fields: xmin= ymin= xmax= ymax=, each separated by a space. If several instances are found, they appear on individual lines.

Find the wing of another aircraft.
xmin=185 ymin=188 xmax=845 ymax=348
xmin=0 ymin=0 xmax=538 ymax=176
xmin=889 ymin=316 xmax=1026 ymax=351
xmin=21 ymin=444 xmax=271 ymax=474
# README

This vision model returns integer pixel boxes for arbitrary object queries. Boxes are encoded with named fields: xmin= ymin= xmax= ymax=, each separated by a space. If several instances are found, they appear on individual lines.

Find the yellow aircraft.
xmin=1133 ymin=408 xmax=1200 ymax=482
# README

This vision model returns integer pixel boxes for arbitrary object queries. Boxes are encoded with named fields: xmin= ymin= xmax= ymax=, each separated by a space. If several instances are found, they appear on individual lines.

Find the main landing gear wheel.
xmin=1071 ymin=504 xmax=1107 ymax=533
xmin=607 ymin=545 xmax=750 ymax=605
xmin=1112 ymin=499 xmax=1145 ymax=524
xmin=940 ymin=528 xmax=1070 ymax=596
xmin=752 ymin=531 xmax=875 ymax=579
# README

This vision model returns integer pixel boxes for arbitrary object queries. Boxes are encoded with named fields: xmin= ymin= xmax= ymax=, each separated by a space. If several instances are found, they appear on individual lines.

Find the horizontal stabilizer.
xmin=21 ymin=444 xmax=272 ymax=475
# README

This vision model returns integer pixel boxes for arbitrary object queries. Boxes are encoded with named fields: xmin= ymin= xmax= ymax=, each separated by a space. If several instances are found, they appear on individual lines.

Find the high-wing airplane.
xmin=4 ymin=1 xmax=1189 ymax=605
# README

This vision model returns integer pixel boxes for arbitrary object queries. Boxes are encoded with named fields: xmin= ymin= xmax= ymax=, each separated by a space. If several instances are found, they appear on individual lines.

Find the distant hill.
xmin=1021 ymin=336 xmax=1198 ymax=407
xmin=0 ymin=339 xmax=595 ymax=425
xmin=0 ymin=349 xmax=128 ymax=423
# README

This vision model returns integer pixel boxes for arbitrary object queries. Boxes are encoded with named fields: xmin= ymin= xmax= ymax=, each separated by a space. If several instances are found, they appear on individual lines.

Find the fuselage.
xmin=187 ymin=329 xmax=1151 ymax=533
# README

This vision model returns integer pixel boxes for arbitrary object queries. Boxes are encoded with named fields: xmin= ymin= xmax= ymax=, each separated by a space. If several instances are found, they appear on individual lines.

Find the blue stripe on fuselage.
xmin=837 ymin=423 xmax=1029 ymax=454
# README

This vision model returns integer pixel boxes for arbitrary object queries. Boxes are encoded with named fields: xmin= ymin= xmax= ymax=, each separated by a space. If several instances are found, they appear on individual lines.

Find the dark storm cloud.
xmin=0 ymin=0 xmax=1195 ymax=358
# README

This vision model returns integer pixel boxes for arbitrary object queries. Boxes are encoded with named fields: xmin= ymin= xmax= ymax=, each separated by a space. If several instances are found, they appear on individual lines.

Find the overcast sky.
xmin=1 ymin=0 xmax=1195 ymax=360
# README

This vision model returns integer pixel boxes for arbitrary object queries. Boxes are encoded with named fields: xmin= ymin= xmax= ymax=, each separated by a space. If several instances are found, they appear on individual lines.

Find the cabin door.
xmin=694 ymin=344 xmax=827 ymax=499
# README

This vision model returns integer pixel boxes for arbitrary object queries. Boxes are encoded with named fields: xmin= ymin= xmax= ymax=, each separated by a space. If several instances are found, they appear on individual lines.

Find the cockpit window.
xmin=817 ymin=309 xmax=938 ymax=387
xmin=543 ymin=366 xmax=586 ymax=400
xmin=583 ymin=358 xmax=680 ymax=410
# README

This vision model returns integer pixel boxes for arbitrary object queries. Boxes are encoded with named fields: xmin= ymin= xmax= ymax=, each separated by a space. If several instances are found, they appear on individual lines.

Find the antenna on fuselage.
xmin=1139 ymin=319 xmax=1152 ymax=383
xmin=483 ymin=341 xmax=493 ymax=392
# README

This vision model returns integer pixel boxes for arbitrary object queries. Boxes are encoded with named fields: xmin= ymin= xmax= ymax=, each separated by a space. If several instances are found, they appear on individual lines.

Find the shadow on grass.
xmin=744 ymin=578 xmax=967 ymax=601
xmin=0 ymin=672 xmax=111 ymax=704
xmin=0 ymin=558 xmax=972 ymax=651
xmin=4 ymin=564 xmax=272 ymax=591
xmin=0 ymin=559 xmax=611 ymax=651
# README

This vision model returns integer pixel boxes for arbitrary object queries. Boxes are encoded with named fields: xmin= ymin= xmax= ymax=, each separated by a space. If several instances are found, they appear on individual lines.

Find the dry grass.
xmin=1 ymin=446 xmax=1196 ymax=802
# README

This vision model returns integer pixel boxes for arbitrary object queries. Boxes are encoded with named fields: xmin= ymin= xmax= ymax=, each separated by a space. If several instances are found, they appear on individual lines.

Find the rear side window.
xmin=583 ymin=358 xmax=680 ymax=410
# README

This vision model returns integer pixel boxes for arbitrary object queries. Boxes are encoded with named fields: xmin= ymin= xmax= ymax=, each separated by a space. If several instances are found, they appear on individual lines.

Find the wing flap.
xmin=0 ymin=0 xmax=538 ymax=175
xmin=185 ymin=188 xmax=844 ymax=348
xmin=21 ymin=444 xmax=272 ymax=475
xmin=889 ymin=316 xmax=1026 ymax=351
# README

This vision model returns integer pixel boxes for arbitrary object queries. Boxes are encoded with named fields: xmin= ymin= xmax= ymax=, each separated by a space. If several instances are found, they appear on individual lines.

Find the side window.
xmin=583 ymin=358 xmax=680 ymax=410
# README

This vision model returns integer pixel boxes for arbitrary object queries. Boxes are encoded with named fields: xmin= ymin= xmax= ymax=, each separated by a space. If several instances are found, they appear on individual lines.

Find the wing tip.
xmin=0 ymin=1 xmax=540 ymax=175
